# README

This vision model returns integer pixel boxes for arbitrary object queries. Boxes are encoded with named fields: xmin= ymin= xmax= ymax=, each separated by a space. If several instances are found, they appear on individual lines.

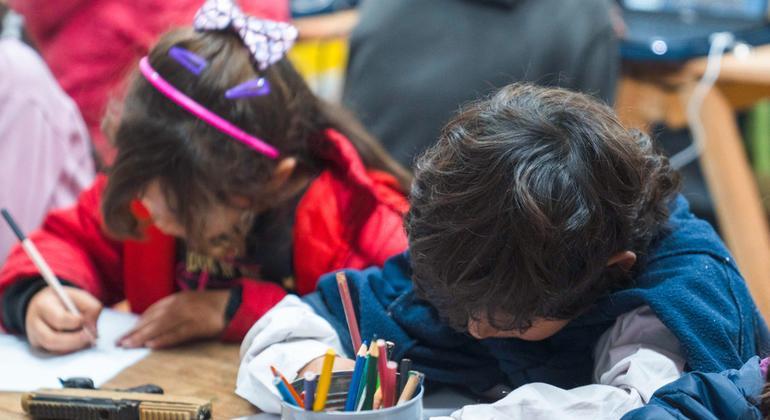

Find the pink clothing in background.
xmin=9 ymin=0 xmax=290 ymax=164
xmin=0 ymin=38 xmax=95 ymax=263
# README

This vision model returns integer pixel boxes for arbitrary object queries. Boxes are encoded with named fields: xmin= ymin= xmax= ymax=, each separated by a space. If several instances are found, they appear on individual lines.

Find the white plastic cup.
xmin=281 ymin=371 xmax=423 ymax=420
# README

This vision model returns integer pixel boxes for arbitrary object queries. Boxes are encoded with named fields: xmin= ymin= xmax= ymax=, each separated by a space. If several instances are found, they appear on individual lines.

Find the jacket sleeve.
xmin=236 ymin=295 xmax=345 ymax=414
xmin=621 ymin=357 xmax=765 ymax=420
xmin=220 ymin=278 xmax=288 ymax=342
xmin=0 ymin=176 xmax=123 ymax=330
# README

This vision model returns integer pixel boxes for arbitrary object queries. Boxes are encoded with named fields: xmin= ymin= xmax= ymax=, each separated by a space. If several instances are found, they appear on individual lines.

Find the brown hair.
xmin=102 ymin=28 xmax=410 ymax=247
xmin=406 ymin=83 xmax=680 ymax=332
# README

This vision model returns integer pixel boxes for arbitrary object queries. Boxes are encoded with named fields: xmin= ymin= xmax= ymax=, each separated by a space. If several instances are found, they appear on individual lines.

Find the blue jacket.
xmin=306 ymin=196 xmax=770 ymax=393
xmin=622 ymin=356 xmax=765 ymax=420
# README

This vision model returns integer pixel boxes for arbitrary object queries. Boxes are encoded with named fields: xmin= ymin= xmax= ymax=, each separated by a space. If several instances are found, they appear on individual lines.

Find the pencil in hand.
xmin=1 ymin=208 xmax=97 ymax=342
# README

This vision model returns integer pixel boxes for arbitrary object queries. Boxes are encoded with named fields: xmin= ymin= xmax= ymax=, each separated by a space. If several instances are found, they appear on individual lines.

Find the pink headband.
xmin=138 ymin=56 xmax=280 ymax=159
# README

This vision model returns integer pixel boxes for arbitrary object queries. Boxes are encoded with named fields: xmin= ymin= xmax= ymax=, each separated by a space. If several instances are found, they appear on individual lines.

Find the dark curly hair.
xmin=406 ymin=83 xmax=680 ymax=332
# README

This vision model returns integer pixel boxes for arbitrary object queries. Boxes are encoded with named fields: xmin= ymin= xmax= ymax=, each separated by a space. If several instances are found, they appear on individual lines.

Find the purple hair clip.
xmin=168 ymin=46 xmax=208 ymax=75
xmin=225 ymin=77 xmax=271 ymax=99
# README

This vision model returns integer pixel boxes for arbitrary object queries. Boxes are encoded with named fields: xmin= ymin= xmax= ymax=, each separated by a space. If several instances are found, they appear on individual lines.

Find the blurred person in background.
xmin=0 ymin=4 xmax=94 ymax=264
xmin=343 ymin=0 xmax=620 ymax=166
xmin=6 ymin=0 xmax=289 ymax=165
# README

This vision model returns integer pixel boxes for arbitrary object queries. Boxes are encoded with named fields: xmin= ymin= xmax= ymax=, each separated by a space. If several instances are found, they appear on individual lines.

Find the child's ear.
xmin=269 ymin=157 xmax=297 ymax=190
xmin=607 ymin=251 xmax=637 ymax=272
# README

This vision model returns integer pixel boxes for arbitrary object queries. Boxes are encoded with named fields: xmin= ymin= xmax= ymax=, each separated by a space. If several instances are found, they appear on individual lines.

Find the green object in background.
xmin=748 ymin=101 xmax=770 ymax=174
xmin=747 ymin=101 xmax=770 ymax=210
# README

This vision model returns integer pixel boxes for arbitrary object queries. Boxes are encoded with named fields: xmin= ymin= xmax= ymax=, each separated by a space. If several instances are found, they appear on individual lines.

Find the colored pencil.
xmin=361 ymin=341 xmax=379 ymax=410
xmin=271 ymin=366 xmax=304 ymax=408
xmin=355 ymin=342 xmax=373 ymax=410
xmin=397 ymin=371 xmax=424 ymax=406
xmin=1 ymin=209 xmax=97 ymax=341
xmin=273 ymin=376 xmax=300 ymax=406
xmin=376 ymin=340 xmax=389 ymax=407
xmin=383 ymin=361 xmax=398 ymax=408
xmin=373 ymin=387 xmax=383 ymax=410
xmin=313 ymin=349 xmax=336 ymax=411
xmin=336 ymin=272 xmax=362 ymax=351
xmin=303 ymin=372 xmax=317 ymax=410
xmin=344 ymin=343 xmax=368 ymax=411
xmin=398 ymin=358 xmax=412 ymax=395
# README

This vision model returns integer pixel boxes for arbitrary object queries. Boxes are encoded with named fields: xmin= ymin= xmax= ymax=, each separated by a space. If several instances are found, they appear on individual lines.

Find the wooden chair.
xmin=616 ymin=47 xmax=770 ymax=319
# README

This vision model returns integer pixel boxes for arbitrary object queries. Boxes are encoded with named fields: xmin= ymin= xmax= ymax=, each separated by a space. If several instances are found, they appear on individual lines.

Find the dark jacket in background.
xmin=343 ymin=0 xmax=620 ymax=166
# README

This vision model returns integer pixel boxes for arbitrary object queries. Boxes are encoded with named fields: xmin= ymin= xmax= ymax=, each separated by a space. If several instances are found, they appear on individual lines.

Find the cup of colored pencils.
xmin=273 ymin=349 xmax=424 ymax=419
xmin=274 ymin=272 xmax=425 ymax=418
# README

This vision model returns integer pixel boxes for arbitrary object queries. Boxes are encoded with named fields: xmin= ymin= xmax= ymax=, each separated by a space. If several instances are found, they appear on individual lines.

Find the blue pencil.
xmin=304 ymin=372 xmax=318 ymax=410
xmin=344 ymin=343 xmax=369 ymax=411
xmin=273 ymin=376 xmax=300 ymax=406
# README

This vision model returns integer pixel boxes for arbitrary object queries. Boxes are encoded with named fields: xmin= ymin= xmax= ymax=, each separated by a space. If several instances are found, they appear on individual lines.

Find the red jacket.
xmin=9 ymin=0 xmax=289 ymax=164
xmin=0 ymin=130 xmax=409 ymax=340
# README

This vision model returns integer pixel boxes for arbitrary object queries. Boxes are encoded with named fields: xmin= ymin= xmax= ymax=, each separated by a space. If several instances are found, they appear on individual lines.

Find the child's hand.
xmin=25 ymin=286 xmax=102 ymax=354
xmin=298 ymin=355 xmax=357 ymax=377
xmin=118 ymin=290 xmax=229 ymax=349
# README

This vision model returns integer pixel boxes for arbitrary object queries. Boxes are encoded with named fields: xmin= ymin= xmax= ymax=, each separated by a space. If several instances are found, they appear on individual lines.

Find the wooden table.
xmin=0 ymin=342 xmax=258 ymax=419
xmin=616 ymin=45 xmax=770 ymax=320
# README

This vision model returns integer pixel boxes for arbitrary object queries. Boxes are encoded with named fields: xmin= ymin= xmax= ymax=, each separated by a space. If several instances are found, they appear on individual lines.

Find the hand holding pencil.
xmin=2 ymin=209 xmax=101 ymax=354
xmin=26 ymin=286 xmax=102 ymax=354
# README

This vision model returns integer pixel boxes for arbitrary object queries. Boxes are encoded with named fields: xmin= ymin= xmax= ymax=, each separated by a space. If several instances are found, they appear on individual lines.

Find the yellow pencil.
xmin=313 ymin=349 xmax=336 ymax=411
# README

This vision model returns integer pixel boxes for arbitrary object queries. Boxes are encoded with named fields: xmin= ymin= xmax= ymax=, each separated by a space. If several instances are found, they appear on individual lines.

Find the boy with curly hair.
xmin=236 ymin=84 xmax=768 ymax=418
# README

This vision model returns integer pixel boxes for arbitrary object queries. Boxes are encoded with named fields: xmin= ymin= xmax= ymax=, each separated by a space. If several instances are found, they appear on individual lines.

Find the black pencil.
xmin=398 ymin=358 xmax=412 ymax=395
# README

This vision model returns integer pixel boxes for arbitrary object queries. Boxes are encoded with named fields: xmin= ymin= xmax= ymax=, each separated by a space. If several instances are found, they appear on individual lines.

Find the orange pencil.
xmin=271 ymin=365 xmax=304 ymax=408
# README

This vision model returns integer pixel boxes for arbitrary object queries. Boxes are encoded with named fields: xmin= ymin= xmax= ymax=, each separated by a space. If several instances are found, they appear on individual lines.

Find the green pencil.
xmin=360 ymin=341 xmax=379 ymax=410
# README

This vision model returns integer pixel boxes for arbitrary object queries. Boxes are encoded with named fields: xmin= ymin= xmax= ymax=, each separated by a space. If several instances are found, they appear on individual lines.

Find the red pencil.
xmin=336 ymin=272 xmax=362 ymax=351
xmin=376 ymin=339 xmax=389 ymax=408
xmin=271 ymin=365 xmax=305 ymax=408
xmin=384 ymin=361 xmax=398 ymax=408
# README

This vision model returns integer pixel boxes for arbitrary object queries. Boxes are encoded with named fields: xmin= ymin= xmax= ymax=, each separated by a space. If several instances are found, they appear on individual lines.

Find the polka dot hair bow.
xmin=193 ymin=0 xmax=298 ymax=70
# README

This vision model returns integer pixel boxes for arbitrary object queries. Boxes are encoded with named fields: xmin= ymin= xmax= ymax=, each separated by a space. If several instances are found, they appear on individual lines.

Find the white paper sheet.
xmin=0 ymin=309 xmax=150 ymax=391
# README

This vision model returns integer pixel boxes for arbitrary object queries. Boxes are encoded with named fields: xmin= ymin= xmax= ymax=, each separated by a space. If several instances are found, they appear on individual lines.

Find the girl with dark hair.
xmin=0 ymin=0 xmax=410 ymax=354
xmin=236 ymin=83 xmax=768 ymax=417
